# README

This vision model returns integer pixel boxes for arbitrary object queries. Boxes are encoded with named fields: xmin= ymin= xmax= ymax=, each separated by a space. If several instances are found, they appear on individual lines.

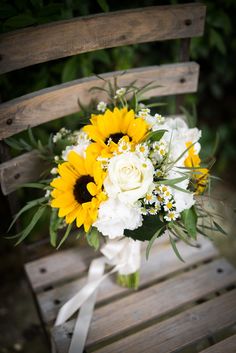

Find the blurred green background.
xmin=0 ymin=0 xmax=236 ymax=235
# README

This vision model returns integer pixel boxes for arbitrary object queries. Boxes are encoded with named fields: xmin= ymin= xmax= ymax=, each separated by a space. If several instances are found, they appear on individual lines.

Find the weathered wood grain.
xmin=0 ymin=150 xmax=48 ymax=195
xmin=0 ymin=63 xmax=199 ymax=140
xmin=0 ymin=4 xmax=206 ymax=74
xmin=52 ymin=258 xmax=236 ymax=352
xmin=0 ymin=114 xmax=186 ymax=196
xmin=199 ymin=334 xmax=236 ymax=353
xmin=37 ymin=237 xmax=217 ymax=324
xmin=25 ymin=244 xmax=96 ymax=292
xmin=93 ymin=290 xmax=236 ymax=353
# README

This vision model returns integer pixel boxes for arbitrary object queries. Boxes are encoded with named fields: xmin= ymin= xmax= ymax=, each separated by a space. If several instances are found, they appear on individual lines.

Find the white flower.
xmin=135 ymin=143 xmax=149 ymax=157
xmin=164 ymin=211 xmax=179 ymax=222
xmin=160 ymin=117 xmax=202 ymax=166
xmin=115 ymin=87 xmax=126 ymax=97
xmin=154 ymin=114 xmax=165 ymax=124
xmin=54 ymin=156 xmax=59 ymax=162
xmin=94 ymin=198 xmax=142 ymax=238
xmin=75 ymin=131 xmax=90 ymax=144
xmin=50 ymin=167 xmax=58 ymax=175
xmin=61 ymin=141 xmax=90 ymax=161
xmin=97 ymin=101 xmax=107 ymax=112
xmin=163 ymin=200 xmax=175 ymax=212
xmin=167 ymin=170 xmax=195 ymax=213
xmin=104 ymin=152 xmax=154 ymax=204
xmin=118 ymin=139 xmax=131 ymax=153
xmin=44 ymin=189 xmax=51 ymax=198
xmin=144 ymin=192 xmax=156 ymax=204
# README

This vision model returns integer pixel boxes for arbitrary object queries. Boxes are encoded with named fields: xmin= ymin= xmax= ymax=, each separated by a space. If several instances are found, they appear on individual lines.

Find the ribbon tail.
xmin=68 ymin=258 xmax=105 ymax=353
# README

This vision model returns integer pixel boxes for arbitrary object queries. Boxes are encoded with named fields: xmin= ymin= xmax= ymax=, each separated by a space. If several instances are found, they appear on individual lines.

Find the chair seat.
xmin=24 ymin=236 xmax=236 ymax=353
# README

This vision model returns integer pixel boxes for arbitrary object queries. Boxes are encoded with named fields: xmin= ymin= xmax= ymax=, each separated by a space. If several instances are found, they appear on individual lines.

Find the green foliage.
xmin=181 ymin=206 xmax=197 ymax=239
xmin=124 ymin=215 xmax=165 ymax=241
xmin=86 ymin=227 xmax=100 ymax=250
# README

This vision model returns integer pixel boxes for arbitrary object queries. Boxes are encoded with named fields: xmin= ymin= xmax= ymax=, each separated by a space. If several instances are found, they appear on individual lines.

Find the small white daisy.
xmin=50 ymin=167 xmax=58 ymax=175
xmin=154 ymin=114 xmax=165 ymax=124
xmin=164 ymin=211 xmax=179 ymax=222
xmin=135 ymin=143 xmax=149 ymax=157
xmin=144 ymin=193 xmax=156 ymax=204
xmin=118 ymin=139 xmax=131 ymax=153
xmin=97 ymin=101 xmax=107 ymax=112
xmin=115 ymin=87 xmax=126 ymax=97
xmin=163 ymin=200 xmax=175 ymax=212
xmin=44 ymin=189 xmax=51 ymax=198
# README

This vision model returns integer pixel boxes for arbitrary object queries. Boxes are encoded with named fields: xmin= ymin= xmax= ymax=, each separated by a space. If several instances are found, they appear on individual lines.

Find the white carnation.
xmin=94 ymin=198 xmax=142 ymax=238
xmin=159 ymin=117 xmax=202 ymax=166
xmin=61 ymin=141 xmax=90 ymax=161
xmin=104 ymin=152 xmax=154 ymax=204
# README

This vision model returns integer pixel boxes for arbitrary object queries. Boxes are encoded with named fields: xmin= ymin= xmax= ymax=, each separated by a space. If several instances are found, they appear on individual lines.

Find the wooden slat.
xmin=93 ymin=290 xmax=236 ymax=353
xmin=25 ymin=244 xmax=95 ymax=292
xmin=0 ymin=150 xmax=47 ymax=195
xmin=52 ymin=258 xmax=236 ymax=352
xmin=0 ymin=63 xmax=199 ymax=140
xmin=0 ymin=4 xmax=206 ymax=74
xmin=199 ymin=334 xmax=236 ymax=353
xmin=38 ymin=237 xmax=217 ymax=324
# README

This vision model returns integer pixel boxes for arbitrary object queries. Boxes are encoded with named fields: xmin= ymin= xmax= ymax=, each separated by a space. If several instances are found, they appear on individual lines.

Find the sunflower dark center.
xmin=105 ymin=133 xmax=126 ymax=145
xmin=73 ymin=175 xmax=94 ymax=204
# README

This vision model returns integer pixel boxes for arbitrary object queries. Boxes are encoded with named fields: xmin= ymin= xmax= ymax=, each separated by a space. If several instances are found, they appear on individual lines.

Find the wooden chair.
xmin=1 ymin=3 xmax=236 ymax=352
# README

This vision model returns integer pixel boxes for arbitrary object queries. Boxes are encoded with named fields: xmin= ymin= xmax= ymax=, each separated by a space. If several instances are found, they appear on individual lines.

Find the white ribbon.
xmin=54 ymin=237 xmax=141 ymax=353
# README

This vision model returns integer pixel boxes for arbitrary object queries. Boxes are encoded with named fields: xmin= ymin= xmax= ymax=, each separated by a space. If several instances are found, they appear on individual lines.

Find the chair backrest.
xmin=0 ymin=3 xmax=206 ymax=196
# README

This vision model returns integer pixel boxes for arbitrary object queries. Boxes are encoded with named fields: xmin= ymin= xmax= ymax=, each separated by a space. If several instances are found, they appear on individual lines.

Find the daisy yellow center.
xmin=73 ymin=175 xmax=94 ymax=204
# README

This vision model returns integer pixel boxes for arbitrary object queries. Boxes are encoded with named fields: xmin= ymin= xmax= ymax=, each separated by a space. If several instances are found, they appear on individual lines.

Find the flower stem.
xmin=116 ymin=271 xmax=140 ymax=290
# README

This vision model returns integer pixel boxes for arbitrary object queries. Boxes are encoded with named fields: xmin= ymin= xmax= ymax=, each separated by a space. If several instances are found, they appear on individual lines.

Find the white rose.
xmin=94 ymin=198 xmax=142 ymax=238
xmin=104 ymin=152 xmax=154 ymax=204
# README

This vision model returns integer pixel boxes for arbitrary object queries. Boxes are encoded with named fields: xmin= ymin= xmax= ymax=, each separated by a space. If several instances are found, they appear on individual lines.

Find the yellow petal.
xmin=87 ymin=182 xmax=98 ymax=196
xmin=68 ymin=151 xmax=86 ymax=175
xmin=76 ymin=207 xmax=86 ymax=228
xmin=66 ymin=205 xmax=81 ymax=224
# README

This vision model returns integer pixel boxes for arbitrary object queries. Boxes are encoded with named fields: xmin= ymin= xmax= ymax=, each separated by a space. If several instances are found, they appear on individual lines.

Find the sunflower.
xmin=184 ymin=141 xmax=209 ymax=194
xmin=50 ymin=150 xmax=107 ymax=232
xmin=83 ymin=107 xmax=149 ymax=157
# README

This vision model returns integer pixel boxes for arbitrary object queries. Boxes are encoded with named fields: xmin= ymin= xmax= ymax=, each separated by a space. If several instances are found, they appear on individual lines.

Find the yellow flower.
xmin=83 ymin=107 xmax=149 ymax=157
xmin=50 ymin=150 xmax=107 ymax=232
xmin=184 ymin=141 xmax=209 ymax=194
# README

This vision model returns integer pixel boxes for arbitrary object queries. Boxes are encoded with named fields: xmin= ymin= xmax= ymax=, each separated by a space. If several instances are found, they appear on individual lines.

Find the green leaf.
xmin=87 ymin=227 xmax=100 ymax=250
xmin=146 ymin=226 xmax=165 ymax=260
xmin=181 ymin=206 xmax=197 ymax=239
xmin=4 ymin=13 xmax=36 ymax=28
xmin=144 ymin=129 xmax=167 ymax=143
xmin=57 ymin=223 xmax=73 ymax=249
xmin=213 ymin=221 xmax=227 ymax=236
xmin=8 ymin=197 xmax=46 ymax=231
xmin=49 ymin=209 xmax=60 ymax=247
xmin=169 ymin=234 xmax=185 ymax=262
xmin=5 ymin=138 xmax=24 ymax=151
xmin=96 ymin=0 xmax=109 ymax=12
xmin=157 ymin=175 xmax=188 ymax=186
xmin=17 ymin=182 xmax=47 ymax=189
xmin=125 ymin=215 xmax=165 ymax=241
xmin=170 ymin=224 xmax=196 ymax=246
xmin=15 ymin=206 xmax=46 ymax=245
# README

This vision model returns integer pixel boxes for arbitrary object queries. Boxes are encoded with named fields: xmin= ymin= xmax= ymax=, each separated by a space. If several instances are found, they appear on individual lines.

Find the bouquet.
xmin=7 ymin=79 xmax=222 ymax=290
